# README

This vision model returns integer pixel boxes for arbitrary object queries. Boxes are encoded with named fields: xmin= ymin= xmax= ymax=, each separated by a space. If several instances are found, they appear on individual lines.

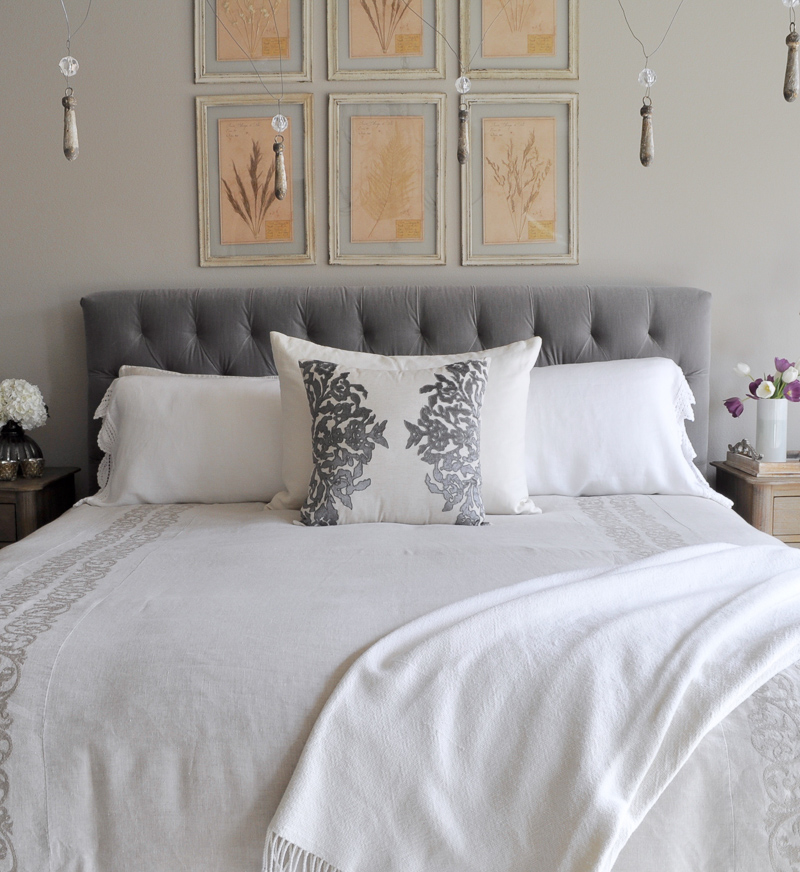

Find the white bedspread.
xmin=265 ymin=543 xmax=800 ymax=872
xmin=0 ymin=495 xmax=792 ymax=872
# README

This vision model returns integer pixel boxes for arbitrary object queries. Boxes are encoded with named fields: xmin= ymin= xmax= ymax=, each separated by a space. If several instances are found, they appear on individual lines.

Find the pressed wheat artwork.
xmin=481 ymin=0 xmax=556 ymax=58
xmin=482 ymin=117 xmax=556 ymax=245
xmin=351 ymin=116 xmax=424 ymax=243
xmin=349 ymin=0 xmax=423 ymax=58
xmin=216 ymin=0 xmax=290 ymax=61
xmin=218 ymin=117 xmax=293 ymax=246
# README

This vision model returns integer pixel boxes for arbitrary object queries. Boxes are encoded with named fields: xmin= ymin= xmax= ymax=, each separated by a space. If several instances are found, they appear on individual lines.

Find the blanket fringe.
xmin=265 ymin=832 xmax=343 ymax=872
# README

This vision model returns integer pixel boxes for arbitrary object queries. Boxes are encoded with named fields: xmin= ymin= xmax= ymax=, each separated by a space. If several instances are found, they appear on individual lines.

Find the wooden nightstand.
xmin=713 ymin=460 xmax=800 ymax=544
xmin=0 ymin=467 xmax=79 ymax=548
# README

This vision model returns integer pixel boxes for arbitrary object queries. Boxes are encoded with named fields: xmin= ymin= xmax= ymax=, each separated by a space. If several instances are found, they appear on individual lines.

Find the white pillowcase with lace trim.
xmin=524 ymin=357 xmax=730 ymax=505
xmin=268 ymin=333 xmax=542 ymax=516
xmin=83 ymin=371 xmax=283 ymax=506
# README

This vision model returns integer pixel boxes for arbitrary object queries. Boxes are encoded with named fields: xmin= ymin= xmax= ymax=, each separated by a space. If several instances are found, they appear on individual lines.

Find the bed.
xmin=1 ymin=285 xmax=798 ymax=872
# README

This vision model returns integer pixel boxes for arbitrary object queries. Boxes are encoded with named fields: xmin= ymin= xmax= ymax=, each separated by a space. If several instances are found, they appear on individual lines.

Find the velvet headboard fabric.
xmin=81 ymin=286 xmax=712 ymax=487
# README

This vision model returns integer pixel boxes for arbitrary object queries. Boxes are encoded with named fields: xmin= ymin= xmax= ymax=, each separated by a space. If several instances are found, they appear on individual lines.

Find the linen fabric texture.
xmin=265 ymin=542 xmax=800 ymax=872
xmin=6 ymin=494 xmax=785 ymax=872
xmin=269 ymin=332 xmax=541 ymax=515
xmin=84 ymin=372 xmax=283 ymax=505
xmin=525 ymin=357 xmax=728 ymax=503
xmin=300 ymin=359 xmax=488 ymax=526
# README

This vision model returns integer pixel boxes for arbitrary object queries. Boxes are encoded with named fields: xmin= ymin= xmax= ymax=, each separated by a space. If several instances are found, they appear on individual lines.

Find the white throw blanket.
xmin=264 ymin=543 xmax=800 ymax=872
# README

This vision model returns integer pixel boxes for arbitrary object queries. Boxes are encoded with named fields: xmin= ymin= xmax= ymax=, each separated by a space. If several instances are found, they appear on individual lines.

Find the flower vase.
xmin=0 ymin=421 xmax=43 ymax=464
xmin=756 ymin=398 xmax=788 ymax=462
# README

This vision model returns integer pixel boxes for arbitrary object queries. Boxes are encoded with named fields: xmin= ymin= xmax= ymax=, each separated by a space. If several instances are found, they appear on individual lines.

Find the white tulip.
xmin=756 ymin=380 xmax=776 ymax=398
xmin=734 ymin=363 xmax=752 ymax=378
xmin=784 ymin=366 xmax=799 ymax=383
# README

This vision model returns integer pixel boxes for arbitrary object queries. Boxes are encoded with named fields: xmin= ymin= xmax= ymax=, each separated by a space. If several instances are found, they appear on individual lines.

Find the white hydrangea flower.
xmin=756 ymin=380 xmax=776 ymax=399
xmin=0 ymin=379 xmax=48 ymax=430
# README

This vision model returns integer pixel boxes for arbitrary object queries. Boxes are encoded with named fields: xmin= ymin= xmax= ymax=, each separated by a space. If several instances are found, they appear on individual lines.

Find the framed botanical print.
xmin=194 ymin=0 xmax=311 ymax=83
xmin=459 ymin=0 xmax=576 ymax=79
xmin=327 ymin=0 xmax=444 ymax=79
xmin=461 ymin=93 xmax=577 ymax=265
xmin=196 ymin=94 xmax=315 ymax=266
xmin=329 ymin=93 xmax=445 ymax=265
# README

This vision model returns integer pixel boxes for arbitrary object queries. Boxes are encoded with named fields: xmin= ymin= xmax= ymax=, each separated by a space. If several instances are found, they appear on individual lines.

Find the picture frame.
xmin=461 ymin=93 xmax=577 ymax=265
xmin=194 ymin=0 xmax=311 ymax=83
xmin=329 ymin=93 xmax=446 ymax=265
xmin=327 ymin=0 xmax=445 ymax=80
xmin=196 ymin=94 xmax=315 ymax=267
xmin=459 ymin=0 xmax=577 ymax=79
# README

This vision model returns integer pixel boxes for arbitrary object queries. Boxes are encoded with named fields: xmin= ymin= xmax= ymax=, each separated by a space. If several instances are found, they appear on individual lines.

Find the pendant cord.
xmin=58 ymin=0 xmax=92 ymax=78
xmin=615 ymin=0 xmax=688 ymax=63
xmin=264 ymin=0 xmax=285 ymax=110
xmin=396 ymin=0 xmax=517 ymax=77
xmin=203 ymin=0 xmax=284 ymax=113
xmin=59 ymin=0 xmax=93 ymax=54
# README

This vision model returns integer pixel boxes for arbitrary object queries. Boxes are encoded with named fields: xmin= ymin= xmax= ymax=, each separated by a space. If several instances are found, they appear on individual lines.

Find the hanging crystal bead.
xmin=271 ymin=114 xmax=288 ymax=133
xmin=455 ymin=76 xmax=472 ymax=94
xmin=638 ymin=68 xmax=656 ymax=88
xmin=59 ymin=56 xmax=79 ymax=76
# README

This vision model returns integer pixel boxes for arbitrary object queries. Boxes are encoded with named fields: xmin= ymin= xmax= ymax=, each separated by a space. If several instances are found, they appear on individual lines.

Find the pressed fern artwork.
xmin=350 ymin=116 xmax=424 ymax=243
xmin=218 ymin=117 xmax=293 ymax=245
xmin=482 ymin=117 xmax=555 ymax=245
xmin=215 ymin=0 xmax=290 ymax=61
xmin=348 ymin=0 xmax=424 ymax=58
xmin=481 ymin=0 xmax=555 ymax=57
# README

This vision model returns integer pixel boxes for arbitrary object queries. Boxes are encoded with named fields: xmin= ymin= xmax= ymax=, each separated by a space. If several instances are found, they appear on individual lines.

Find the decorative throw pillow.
xmin=269 ymin=332 xmax=541 ymax=516
xmin=300 ymin=359 xmax=488 ymax=526
xmin=524 ymin=357 xmax=729 ymax=504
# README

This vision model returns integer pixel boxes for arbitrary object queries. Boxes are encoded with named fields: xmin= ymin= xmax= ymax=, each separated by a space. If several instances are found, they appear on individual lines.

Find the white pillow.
xmin=118 ymin=365 xmax=234 ymax=378
xmin=525 ymin=357 xmax=726 ymax=503
xmin=300 ymin=359 xmax=488 ymax=526
xmin=84 ymin=373 xmax=283 ymax=505
xmin=269 ymin=333 xmax=542 ymax=515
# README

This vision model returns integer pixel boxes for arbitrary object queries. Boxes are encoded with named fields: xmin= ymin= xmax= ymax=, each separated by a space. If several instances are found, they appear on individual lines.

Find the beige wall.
xmin=0 ymin=2 xmax=797 ymax=494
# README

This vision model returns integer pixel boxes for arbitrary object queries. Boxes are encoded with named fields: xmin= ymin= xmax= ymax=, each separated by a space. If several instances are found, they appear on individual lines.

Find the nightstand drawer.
xmin=0 ymin=504 xmax=15 ymax=541
xmin=773 ymin=497 xmax=800 ymax=535
xmin=0 ymin=468 xmax=78 ymax=544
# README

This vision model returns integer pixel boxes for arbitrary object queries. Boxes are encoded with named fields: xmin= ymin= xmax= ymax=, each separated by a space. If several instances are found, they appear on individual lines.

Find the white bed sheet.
xmin=0 ymin=495 xmax=787 ymax=872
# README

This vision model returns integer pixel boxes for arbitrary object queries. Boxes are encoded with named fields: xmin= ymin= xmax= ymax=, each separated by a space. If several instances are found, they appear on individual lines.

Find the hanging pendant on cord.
xmin=615 ymin=0 xmax=688 ymax=167
xmin=57 ymin=0 xmax=91 ymax=161
xmin=455 ymin=69 xmax=472 ymax=164
xmin=205 ymin=0 xmax=290 ymax=204
xmin=394 ymin=0 xmax=518 ymax=166
xmin=783 ymin=0 xmax=800 ymax=101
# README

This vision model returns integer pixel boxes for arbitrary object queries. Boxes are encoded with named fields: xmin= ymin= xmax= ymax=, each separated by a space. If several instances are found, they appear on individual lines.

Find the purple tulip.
xmin=724 ymin=397 xmax=745 ymax=417
xmin=776 ymin=358 xmax=795 ymax=373
xmin=785 ymin=380 xmax=800 ymax=402
xmin=748 ymin=378 xmax=763 ymax=398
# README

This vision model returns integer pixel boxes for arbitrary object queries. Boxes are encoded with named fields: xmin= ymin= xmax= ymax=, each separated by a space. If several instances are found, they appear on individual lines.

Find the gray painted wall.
xmin=0 ymin=2 xmax=796 ymax=494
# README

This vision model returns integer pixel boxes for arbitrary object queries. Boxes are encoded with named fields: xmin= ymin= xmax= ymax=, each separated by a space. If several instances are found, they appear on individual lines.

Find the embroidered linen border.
xmin=0 ymin=505 xmax=187 ymax=872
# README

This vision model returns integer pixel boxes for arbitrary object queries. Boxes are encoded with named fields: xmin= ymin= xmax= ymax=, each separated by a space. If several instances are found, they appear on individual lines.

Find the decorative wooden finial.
xmin=273 ymin=137 xmax=287 ymax=200
xmin=785 ymin=28 xmax=799 ymax=101
xmin=457 ymin=106 xmax=469 ymax=165
xmin=639 ymin=101 xmax=653 ymax=167
xmin=62 ymin=89 xmax=78 ymax=161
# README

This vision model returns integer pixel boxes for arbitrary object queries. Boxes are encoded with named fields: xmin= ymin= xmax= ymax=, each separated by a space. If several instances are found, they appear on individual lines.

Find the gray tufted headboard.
xmin=81 ymin=286 xmax=711 ymax=487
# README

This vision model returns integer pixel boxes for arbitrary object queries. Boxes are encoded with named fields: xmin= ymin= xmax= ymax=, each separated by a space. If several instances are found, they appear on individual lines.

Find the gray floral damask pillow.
xmin=299 ymin=359 xmax=489 ymax=526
